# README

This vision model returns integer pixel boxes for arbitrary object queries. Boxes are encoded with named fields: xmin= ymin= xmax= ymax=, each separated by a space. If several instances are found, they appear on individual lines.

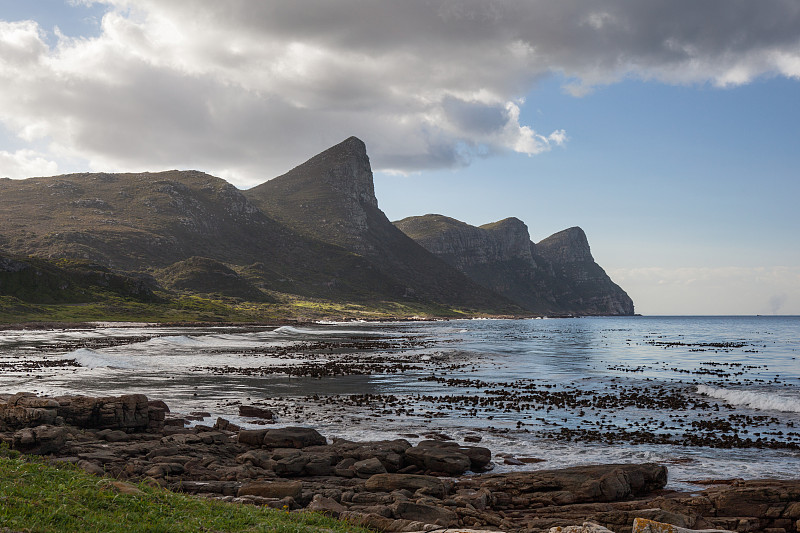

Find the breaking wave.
xmin=67 ymin=348 xmax=136 ymax=369
xmin=697 ymin=385 xmax=800 ymax=413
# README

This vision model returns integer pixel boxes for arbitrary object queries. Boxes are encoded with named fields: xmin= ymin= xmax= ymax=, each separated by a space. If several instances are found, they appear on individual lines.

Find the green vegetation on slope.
xmin=0 ymin=449 xmax=368 ymax=533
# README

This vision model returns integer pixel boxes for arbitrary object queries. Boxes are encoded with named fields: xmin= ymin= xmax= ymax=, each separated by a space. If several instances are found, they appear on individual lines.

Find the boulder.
xmin=306 ymin=495 xmax=347 ymax=517
xmin=11 ymin=425 xmax=68 ymax=455
xmin=365 ymin=474 xmax=448 ymax=499
xmin=238 ymin=481 xmax=302 ymax=500
xmin=632 ymin=517 xmax=735 ymax=533
xmin=0 ymin=393 xmax=60 ymax=429
xmin=417 ymin=440 xmax=492 ymax=471
xmin=238 ymin=429 xmax=268 ymax=446
xmin=354 ymin=457 xmax=388 ymax=479
xmin=55 ymin=394 xmax=153 ymax=431
xmin=469 ymin=463 xmax=668 ymax=504
xmin=391 ymin=501 xmax=458 ymax=527
xmin=405 ymin=443 xmax=471 ymax=475
xmin=239 ymin=405 xmax=274 ymax=420
xmin=262 ymin=427 xmax=326 ymax=448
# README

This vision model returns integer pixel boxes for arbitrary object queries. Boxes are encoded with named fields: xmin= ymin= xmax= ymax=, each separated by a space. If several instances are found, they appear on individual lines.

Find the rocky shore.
xmin=2 ymin=392 xmax=799 ymax=533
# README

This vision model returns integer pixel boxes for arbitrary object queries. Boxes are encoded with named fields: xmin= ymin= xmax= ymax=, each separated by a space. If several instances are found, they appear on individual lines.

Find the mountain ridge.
xmin=394 ymin=214 xmax=634 ymax=316
xmin=1 ymin=136 xmax=633 ymax=320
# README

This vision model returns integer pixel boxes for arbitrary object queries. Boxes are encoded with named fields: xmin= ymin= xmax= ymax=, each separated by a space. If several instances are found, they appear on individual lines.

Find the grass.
xmin=0 ymin=289 xmax=483 ymax=325
xmin=0 ymin=449 xmax=370 ymax=533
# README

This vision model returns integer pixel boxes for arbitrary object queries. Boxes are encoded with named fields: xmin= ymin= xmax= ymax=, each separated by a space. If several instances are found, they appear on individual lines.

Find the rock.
xmin=236 ymin=449 xmax=275 ymax=470
xmin=306 ymin=495 xmax=347 ymax=517
xmin=104 ymin=481 xmax=143 ymax=495
xmin=330 ymin=438 xmax=410 ymax=472
xmin=102 ymin=430 xmax=130 ymax=442
xmin=239 ymin=405 xmax=274 ymax=420
xmin=0 ymin=393 xmax=60 ymax=429
xmin=238 ymin=429 xmax=268 ymax=446
xmin=55 ymin=394 xmax=153 ymax=431
xmin=11 ymin=425 xmax=68 ymax=455
xmin=354 ymin=457 xmax=387 ymax=479
xmin=365 ymin=474 xmax=448 ymax=499
xmin=632 ymin=517 xmax=735 ymax=533
xmin=213 ymin=418 xmax=242 ymax=432
xmin=391 ymin=501 xmax=458 ymax=527
xmin=77 ymin=460 xmax=106 ymax=476
xmin=274 ymin=453 xmax=309 ymax=477
xmin=262 ymin=427 xmax=326 ymax=448
xmin=237 ymin=481 xmax=302 ymax=500
xmin=395 ymin=215 xmax=635 ymax=316
xmin=334 ymin=457 xmax=357 ymax=478
xmin=405 ymin=442 xmax=472 ymax=475
xmin=469 ymin=463 xmax=668 ymax=504
xmin=550 ymin=522 xmax=616 ymax=533
xmin=704 ymin=480 xmax=800 ymax=519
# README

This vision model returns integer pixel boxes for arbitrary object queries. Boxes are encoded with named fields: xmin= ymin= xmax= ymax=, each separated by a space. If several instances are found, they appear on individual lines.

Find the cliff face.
xmin=244 ymin=137 xmax=520 ymax=313
xmin=394 ymin=215 xmax=634 ymax=316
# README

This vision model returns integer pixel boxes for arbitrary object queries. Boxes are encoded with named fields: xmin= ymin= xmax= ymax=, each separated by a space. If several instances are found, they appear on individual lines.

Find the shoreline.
xmin=2 ymin=391 xmax=799 ymax=533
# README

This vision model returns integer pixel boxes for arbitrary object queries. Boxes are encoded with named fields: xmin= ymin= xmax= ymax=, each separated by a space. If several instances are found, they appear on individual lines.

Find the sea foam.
xmin=68 ymin=348 xmax=136 ymax=369
xmin=697 ymin=385 xmax=800 ymax=413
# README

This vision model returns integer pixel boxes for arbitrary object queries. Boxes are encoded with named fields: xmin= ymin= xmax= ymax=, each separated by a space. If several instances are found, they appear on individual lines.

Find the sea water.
xmin=1 ymin=316 xmax=798 ymax=491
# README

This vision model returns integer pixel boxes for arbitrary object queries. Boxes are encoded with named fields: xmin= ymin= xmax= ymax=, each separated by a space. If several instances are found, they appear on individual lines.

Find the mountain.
xmin=394 ymin=214 xmax=634 ymax=315
xmin=243 ymin=137 xmax=519 ymax=312
xmin=0 ymin=170 xmax=404 ymax=303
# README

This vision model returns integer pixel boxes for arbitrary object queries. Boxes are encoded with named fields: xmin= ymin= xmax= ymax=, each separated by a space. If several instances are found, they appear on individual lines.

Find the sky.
xmin=0 ymin=1 xmax=798 ymax=315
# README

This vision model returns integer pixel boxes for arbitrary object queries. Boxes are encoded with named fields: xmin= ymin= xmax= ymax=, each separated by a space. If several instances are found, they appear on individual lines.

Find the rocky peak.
xmin=479 ymin=217 xmax=536 ymax=262
xmin=536 ymin=227 xmax=593 ymax=264
xmin=302 ymin=136 xmax=378 ymax=208
xmin=394 ymin=215 xmax=536 ymax=270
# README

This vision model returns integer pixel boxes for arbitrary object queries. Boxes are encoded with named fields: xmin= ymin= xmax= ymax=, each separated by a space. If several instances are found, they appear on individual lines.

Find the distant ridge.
xmin=395 ymin=214 xmax=634 ymax=315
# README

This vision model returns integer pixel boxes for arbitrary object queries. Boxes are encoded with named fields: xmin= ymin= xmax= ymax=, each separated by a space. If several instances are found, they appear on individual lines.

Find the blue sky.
xmin=1 ymin=1 xmax=799 ymax=314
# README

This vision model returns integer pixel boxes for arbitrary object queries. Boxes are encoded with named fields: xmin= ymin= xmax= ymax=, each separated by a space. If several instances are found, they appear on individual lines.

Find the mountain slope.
xmin=394 ymin=214 xmax=634 ymax=315
xmin=0 ymin=171 xmax=402 ymax=302
xmin=244 ymin=137 xmax=519 ymax=312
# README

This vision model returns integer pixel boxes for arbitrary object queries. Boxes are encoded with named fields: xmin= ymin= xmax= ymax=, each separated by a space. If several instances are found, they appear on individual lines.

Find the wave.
xmin=159 ymin=335 xmax=205 ymax=345
xmin=67 ymin=348 xmax=136 ymax=369
xmin=272 ymin=325 xmax=378 ymax=336
xmin=697 ymin=385 xmax=800 ymax=413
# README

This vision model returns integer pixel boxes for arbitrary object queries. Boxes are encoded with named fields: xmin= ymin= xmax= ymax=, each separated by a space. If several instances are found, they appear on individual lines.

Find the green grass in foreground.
xmin=0 ymin=451 xmax=369 ymax=533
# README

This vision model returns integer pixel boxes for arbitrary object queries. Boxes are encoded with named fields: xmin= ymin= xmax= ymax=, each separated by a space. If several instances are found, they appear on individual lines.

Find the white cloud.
xmin=610 ymin=266 xmax=800 ymax=315
xmin=0 ymin=149 xmax=59 ymax=179
xmin=1 ymin=1 xmax=800 ymax=184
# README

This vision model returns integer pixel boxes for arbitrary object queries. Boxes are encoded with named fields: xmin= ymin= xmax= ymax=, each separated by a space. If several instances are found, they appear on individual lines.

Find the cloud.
xmin=0 ymin=149 xmax=59 ymax=179
xmin=610 ymin=266 xmax=800 ymax=315
xmin=1 ymin=1 xmax=800 ymax=184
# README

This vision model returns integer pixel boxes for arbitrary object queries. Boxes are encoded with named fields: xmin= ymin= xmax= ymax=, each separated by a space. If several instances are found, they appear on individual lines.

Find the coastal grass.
xmin=0 ymin=291 xmax=481 ymax=324
xmin=0 ymin=450 xmax=369 ymax=533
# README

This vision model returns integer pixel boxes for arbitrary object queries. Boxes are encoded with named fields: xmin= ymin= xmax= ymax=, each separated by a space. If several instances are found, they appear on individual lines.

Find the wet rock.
xmin=365 ymin=474 xmax=448 ymax=499
xmin=239 ymin=405 xmax=274 ymax=420
xmin=238 ymin=481 xmax=302 ymax=500
xmin=213 ymin=418 xmax=241 ymax=432
xmin=405 ymin=442 xmax=471 ymax=475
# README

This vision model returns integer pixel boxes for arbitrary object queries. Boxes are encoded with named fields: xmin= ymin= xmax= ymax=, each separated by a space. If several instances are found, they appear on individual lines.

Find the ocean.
xmin=1 ymin=316 xmax=798 ymax=491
